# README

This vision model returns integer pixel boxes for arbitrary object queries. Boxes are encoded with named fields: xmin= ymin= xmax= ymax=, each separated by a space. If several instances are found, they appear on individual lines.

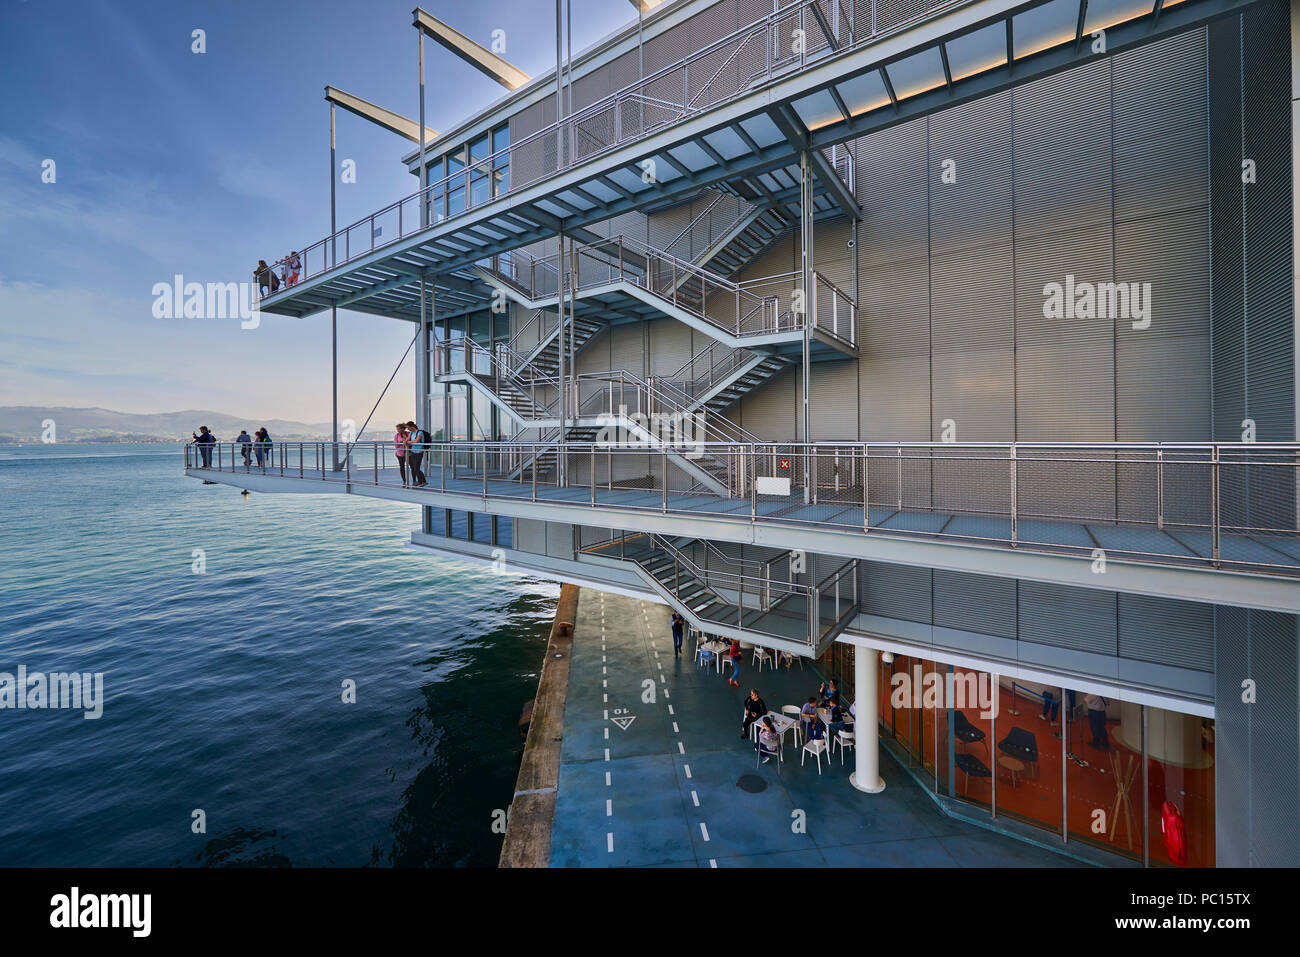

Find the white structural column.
xmin=850 ymin=646 xmax=886 ymax=793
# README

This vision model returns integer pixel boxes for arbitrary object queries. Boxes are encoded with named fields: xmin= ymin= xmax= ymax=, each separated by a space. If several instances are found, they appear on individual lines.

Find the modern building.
xmin=190 ymin=0 xmax=1299 ymax=867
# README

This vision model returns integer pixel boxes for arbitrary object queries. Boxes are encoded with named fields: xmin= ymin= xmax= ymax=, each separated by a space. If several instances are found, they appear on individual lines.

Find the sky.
xmin=0 ymin=0 xmax=638 ymax=427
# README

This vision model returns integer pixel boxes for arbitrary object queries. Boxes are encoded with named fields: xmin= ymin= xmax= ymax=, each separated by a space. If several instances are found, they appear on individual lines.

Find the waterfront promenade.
xmin=547 ymin=589 xmax=1081 ymax=867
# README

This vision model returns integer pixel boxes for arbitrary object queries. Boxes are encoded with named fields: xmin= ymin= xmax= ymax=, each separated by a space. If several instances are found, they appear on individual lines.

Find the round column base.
xmin=849 ymin=771 xmax=886 ymax=794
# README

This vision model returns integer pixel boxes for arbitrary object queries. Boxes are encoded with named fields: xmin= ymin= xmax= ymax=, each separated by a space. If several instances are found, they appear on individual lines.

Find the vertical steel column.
xmin=1141 ymin=704 xmax=1150 ymax=867
xmin=330 ymin=102 xmax=340 ymax=471
xmin=558 ymin=231 xmax=567 ymax=488
xmin=1061 ymin=684 xmax=1068 ymax=841
xmin=1210 ymin=445 xmax=1221 ymax=565
xmin=800 ymin=151 xmax=814 ymax=504
xmin=850 ymin=646 xmax=885 ymax=793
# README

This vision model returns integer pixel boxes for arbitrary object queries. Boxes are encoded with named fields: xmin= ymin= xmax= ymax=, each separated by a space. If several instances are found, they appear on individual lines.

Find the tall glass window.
xmin=448 ymin=148 xmax=467 ymax=216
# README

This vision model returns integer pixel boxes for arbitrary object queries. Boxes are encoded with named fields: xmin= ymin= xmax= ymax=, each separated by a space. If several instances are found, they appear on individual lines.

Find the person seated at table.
xmin=726 ymin=640 xmax=743 ymax=688
xmin=828 ymin=703 xmax=847 ymax=738
xmin=844 ymin=701 xmax=856 ymax=732
xmin=741 ymin=689 xmax=767 ymax=739
xmin=800 ymin=696 xmax=818 ymax=737
xmin=754 ymin=716 xmax=780 ymax=764
xmin=806 ymin=713 xmax=826 ymax=743
xmin=817 ymin=677 xmax=841 ymax=707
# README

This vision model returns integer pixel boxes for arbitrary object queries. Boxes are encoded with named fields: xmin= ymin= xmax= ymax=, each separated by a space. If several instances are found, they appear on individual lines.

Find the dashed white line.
xmin=672 ymin=722 xmax=679 ymax=733
xmin=691 ymin=790 xmax=699 ymax=806
xmin=604 ymin=727 xmax=609 ymax=740
xmin=684 ymin=764 xmax=691 ymax=778
xmin=607 ymin=833 xmax=614 ymax=853
xmin=709 ymin=859 xmax=717 ymax=868
xmin=606 ymin=799 xmax=613 ymax=817
xmin=605 ymin=771 xmax=611 ymax=786
xmin=604 ymin=748 xmax=610 ymax=761
xmin=699 ymin=822 xmax=710 ymax=842
xmin=678 ymin=742 xmax=686 ymax=754
xmin=668 ymin=705 xmax=675 ymax=715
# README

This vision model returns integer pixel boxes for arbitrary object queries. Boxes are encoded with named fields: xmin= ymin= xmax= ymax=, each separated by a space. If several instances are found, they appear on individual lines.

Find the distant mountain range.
xmin=0 ymin=407 xmax=381 ymax=443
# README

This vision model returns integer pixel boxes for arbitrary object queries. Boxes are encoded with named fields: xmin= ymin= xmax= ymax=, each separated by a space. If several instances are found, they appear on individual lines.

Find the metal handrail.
xmin=185 ymin=439 xmax=1300 ymax=577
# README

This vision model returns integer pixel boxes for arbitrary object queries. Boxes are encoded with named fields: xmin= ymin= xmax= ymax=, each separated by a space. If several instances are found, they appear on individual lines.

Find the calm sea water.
xmin=0 ymin=443 xmax=557 ymax=867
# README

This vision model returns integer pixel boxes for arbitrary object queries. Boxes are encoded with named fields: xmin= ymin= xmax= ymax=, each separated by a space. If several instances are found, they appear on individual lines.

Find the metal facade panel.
xmin=735 ymin=363 xmax=799 ymax=439
xmin=931 ymin=241 xmax=1016 ymax=442
xmin=861 ymin=560 xmax=933 ymax=624
xmin=808 ymin=359 xmax=858 ymax=439
xmin=933 ymin=570 xmax=1017 ymax=639
xmin=1117 ymin=594 xmax=1214 ymax=672
xmin=608 ymin=321 xmax=647 ymax=380
xmin=928 ymin=91 xmax=1014 ymax=257
xmin=648 ymin=318 xmax=694 ymax=377
xmin=1013 ymin=221 xmax=1116 ymax=445
xmin=1017 ymin=582 xmax=1118 ymax=657
xmin=1114 ymin=208 xmax=1212 ymax=442
xmin=1011 ymin=59 xmax=1113 ymax=242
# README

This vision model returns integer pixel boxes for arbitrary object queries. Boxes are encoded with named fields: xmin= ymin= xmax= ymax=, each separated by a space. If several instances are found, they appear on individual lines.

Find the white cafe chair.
xmin=802 ymin=736 xmax=830 ymax=774
xmin=832 ymin=730 xmax=855 ymax=764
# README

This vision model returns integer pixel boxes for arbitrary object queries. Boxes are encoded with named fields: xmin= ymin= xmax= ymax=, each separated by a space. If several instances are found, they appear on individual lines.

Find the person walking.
xmin=670 ymin=612 xmax=685 ymax=658
xmin=393 ymin=424 xmax=410 ymax=487
xmin=405 ymin=420 xmax=429 ymax=487
xmin=192 ymin=426 xmax=216 ymax=468
xmin=740 ymin=689 xmax=767 ymax=740
xmin=725 ymin=639 xmax=743 ymax=688
xmin=285 ymin=251 xmax=301 ymax=287
xmin=236 ymin=429 xmax=252 ymax=470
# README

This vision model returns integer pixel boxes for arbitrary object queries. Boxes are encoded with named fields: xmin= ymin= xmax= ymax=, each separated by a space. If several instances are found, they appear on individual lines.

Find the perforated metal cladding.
xmin=933 ymin=570 xmax=1016 ymax=639
xmin=859 ymin=560 xmax=932 ymax=623
xmin=1017 ymin=582 xmax=1118 ymax=657
xmin=1117 ymin=594 xmax=1213 ymax=672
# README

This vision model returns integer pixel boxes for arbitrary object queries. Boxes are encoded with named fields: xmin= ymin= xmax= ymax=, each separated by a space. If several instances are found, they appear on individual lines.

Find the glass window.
xmin=493 ymin=124 xmax=509 ymax=154
xmin=469 ymin=134 xmax=491 ymax=162
xmin=448 ymin=186 xmax=466 ymax=216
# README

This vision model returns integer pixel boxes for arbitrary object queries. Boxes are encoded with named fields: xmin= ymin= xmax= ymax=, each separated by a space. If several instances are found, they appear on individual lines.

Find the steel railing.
xmin=255 ymin=0 xmax=962 ymax=296
xmin=185 ymin=439 xmax=1300 ymax=576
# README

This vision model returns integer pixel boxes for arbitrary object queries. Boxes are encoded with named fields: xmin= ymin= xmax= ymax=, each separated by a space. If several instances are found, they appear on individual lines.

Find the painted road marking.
xmin=605 ymin=771 xmax=611 ymax=786
xmin=607 ymin=833 xmax=614 ymax=853
xmin=604 ymin=727 xmax=609 ymax=740
xmin=672 ymin=722 xmax=679 ymax=733
xmin=604 ymin=748 xmax=610 ymax=761
xmin=699 ymin=822 xmax=710 ymax=842
xmin=678 ymin=742 xmax=685 ymax=754
xmin=710 ymin=859 xmax=717 ymax=868
xmin=668 ymin=705 xmax=674 ymax=715
xmin=683 ymin=764 xmax=692 ymax=778
xmin=606 ymin=799 xmax=612 ymax=817
xmin=691 ymin=790 xmax=699 ymax=806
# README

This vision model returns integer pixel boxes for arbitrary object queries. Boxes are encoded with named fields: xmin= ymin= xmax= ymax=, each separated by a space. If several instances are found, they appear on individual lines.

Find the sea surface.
xmin=0 ymin=443 xmax=557 ymax=867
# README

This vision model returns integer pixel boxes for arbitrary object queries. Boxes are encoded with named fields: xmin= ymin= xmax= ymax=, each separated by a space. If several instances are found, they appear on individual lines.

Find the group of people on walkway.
xmin=190 ymin=425 xmax=275 ymax=470
xmin=254 ymin=252 xmax=301 ymax=297
xmin=393 ymin=421 xmax=434 ymax=488
xmin=748 ymin=677 xmax=855 ymax=765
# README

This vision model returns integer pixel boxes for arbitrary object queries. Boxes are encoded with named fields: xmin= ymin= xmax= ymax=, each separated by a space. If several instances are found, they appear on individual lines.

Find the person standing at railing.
xmin=236 ymin=430 xmax=252 ymax=470
xmin=254 ymin=261 xmax=271 ymax=297
xmin=192 ymin=426 xmax=216 ymax=468
xmin=285 ymin=251 xmax=301 ymax=287
xmin=405 ymin=420 xmax=430 ymax=487
xmin=254 ymin=428 xmax=272 ymax=470
xmin=393 ymin=424 xmax=411 ymax=487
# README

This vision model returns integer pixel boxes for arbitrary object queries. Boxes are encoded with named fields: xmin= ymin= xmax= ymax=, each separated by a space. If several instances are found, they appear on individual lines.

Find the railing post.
xmin=751 ymin=444 xmax=758 ymax=520
xmin=374 ymin=444 xmax=378 ymax=485
xmin=345 ymin=446 xmax=351 ymax=484
xmin=896 ymin=445 xmax=903 ymax=512
xmin=531 ymin=449 xmax=537 ymax=501
xmin=484 ymin=449 xmax=488 ymax=500
xmin=1156 ymin=445 xmax=1165 ymax=530
xmin=662 ymin=448 xmax=669 ymax=512
xmin=1210 ymin=445 xmax=1221 ymax=567
xmin=863 ymin=444 xmax=870 ymax=530
xmin=299 ymin=442 xmax=303 ymax=478
xmin=591 ymin=447 xmax=596 ymax=506
xmin=1009 ymin=445 xmax=1018 ymax=547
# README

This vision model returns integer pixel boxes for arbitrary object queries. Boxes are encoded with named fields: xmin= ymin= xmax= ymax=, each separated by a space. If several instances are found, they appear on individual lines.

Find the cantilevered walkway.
xmin=185 ymin=440 xmax=1300 ymax=617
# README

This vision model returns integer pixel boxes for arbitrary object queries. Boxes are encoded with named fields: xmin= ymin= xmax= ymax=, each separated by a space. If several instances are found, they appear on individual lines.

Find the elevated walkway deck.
xmin=184 ymin=439 xmax=1300 ymax=614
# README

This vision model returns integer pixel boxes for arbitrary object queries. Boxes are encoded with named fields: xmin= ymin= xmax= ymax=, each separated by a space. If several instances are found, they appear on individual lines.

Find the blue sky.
xmin=0 ymin=0 xmax=635 ymax=426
